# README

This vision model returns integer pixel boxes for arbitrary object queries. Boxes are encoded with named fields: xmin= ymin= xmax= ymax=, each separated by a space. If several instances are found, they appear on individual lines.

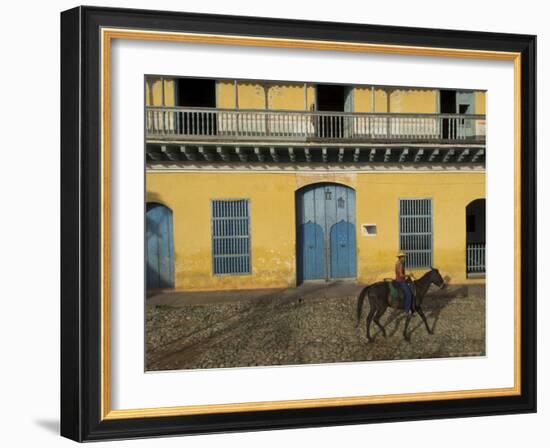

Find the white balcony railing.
xmin=467 ymin=243 xmax=486 ymax=274
xmin=146 ymin=107 xmax=486 ymax=142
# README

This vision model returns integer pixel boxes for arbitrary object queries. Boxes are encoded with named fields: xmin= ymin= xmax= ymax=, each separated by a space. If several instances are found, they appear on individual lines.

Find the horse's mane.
xmin=415 ymin=268 xmax=435 ymax=283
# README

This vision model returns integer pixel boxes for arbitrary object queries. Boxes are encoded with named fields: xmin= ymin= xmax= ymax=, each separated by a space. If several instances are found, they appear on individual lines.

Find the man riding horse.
xmin=356 ymin=262 xmax=445 ymax=342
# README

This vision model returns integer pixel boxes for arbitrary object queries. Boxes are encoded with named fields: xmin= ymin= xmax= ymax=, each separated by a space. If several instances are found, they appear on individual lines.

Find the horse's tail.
xmin=356 ymin=286 xmax=371 ymax=324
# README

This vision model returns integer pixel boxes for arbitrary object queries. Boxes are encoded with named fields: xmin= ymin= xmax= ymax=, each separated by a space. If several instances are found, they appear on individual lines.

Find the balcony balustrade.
xmin=146 ymin=106 xmax=486 ymax=143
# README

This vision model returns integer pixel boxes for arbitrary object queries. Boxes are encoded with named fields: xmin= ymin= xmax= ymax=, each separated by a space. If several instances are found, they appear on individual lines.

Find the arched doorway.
xmin=296 ymin=183 xmax=356 ymax=283
xmin=466 ymin=198 xmax=486 ymax=276
xmin=146 ymin=203 xmax=175 ymax=289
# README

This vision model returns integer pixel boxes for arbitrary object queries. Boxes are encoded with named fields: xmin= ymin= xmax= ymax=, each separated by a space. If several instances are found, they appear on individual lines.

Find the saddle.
xmin=384 ymin=279 xmax=416 ymax=310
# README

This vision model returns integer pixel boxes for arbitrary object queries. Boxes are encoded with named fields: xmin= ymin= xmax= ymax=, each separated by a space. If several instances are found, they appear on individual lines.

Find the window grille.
xmin=399 ymin=198 xmax=433 ymax=269
xmin=211 ymin=199 xmax=251 ymax=275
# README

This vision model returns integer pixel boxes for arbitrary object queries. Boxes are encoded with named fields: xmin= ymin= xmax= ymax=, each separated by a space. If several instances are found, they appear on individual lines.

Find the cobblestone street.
xmin=146 ymin=282 xmax=485 ymax=371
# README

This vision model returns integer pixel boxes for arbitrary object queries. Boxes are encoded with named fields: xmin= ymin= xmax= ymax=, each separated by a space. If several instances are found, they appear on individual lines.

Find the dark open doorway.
xmin=316 ymin=84 xmax=352 ymax=138
xmin=440 ymin=90 xmax=456 ymax=139
xmin=440 ymin=90 xmax=456 ymax=113
xmin=176 ymin=78 xmax=217 ymax=135
xmin=176 ymin=78 xmax=216 ymax=107
xmin=317 ymin=84 xmax=347 ymax=111
xmin=466 ymin=198 xmax=486 ymax=277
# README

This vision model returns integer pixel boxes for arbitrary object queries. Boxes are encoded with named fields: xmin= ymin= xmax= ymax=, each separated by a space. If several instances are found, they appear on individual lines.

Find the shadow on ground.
xmin=146 ymin=283 xmax=485 ymax=371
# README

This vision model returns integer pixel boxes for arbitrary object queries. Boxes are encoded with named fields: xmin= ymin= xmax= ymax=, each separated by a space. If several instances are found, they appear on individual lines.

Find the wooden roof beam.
xmin=198 ymin=146 xmax=214 ymax=162
xmin=369 ymin=148 xmax=376 ymax=162
xmin=338 ymin=147 xmax=345 ymax=163
xmin=354 ymin=148 xmax=360 ymax=162
xmin=442 ymin=149 xmax=456 ymax=163
xmin=288 ymin=147 xmax=296 ymax=162
xmin=472 ymin=149 xmax=484 ymax=162
xmin=270 ymin=147 xmax=279 ymax=162
xmin=254 ymin=147 xmax=264 ymax=162
xmin=428 ymin=149 xmax=440 ymax=162
xmin=235 ymin=147 xmax=247 ymax=162
xmin=179 ymin=145 xmax=196 ymax=161
xmin=161 ymin=145 xmax=179 ymax=161
xmin=414 ymin=149 xmax=424 ymax=162
xmin=457 ymin=148 xmax=470 ymax=162
xmin=216 ymin=146 xmax=231 ymax=162
xmin=384 ymin=148 xmax=391 ymax=162
xmin=399 ymin=148 xmax=409 ymax=162
xmin=147 ymin=150 xmax=163 ymax=161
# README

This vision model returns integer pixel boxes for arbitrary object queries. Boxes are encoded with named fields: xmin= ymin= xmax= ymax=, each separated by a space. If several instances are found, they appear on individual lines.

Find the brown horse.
xmin=356 ymin=268 xmax=445 ymax=342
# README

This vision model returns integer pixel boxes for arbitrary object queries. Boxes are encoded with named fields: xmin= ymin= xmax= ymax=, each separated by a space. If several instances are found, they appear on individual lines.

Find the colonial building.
xmin=145 ymin=76 xmax=486 ymax=291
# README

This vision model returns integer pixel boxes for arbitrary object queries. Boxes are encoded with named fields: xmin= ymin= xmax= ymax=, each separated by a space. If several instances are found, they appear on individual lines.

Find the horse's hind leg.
xmin=417 ymin=306 xmax=433 ymax=334
xmin=373 ymin=309 xmax=387 ymax=338
xmin=366 ymin=308 xmax=376 ymax=342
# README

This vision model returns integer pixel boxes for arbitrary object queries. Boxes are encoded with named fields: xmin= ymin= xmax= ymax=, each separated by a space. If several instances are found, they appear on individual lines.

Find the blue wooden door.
xmin=298 ymin=221 xmax=325 ymax=280
xmin=296 ymin=183 xmax=356 ymax=282
xmin=330 ymin=220 xmax=357 ymax=278
xmin=146 ymin=203 xmax=174 ymax=289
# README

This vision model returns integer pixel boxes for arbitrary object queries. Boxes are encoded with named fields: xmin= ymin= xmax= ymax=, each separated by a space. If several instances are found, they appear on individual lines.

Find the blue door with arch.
xmin=296 ymin=183 xmax=356 ymax=282
xmin=146 ymin=203 xmax=174 ymax=289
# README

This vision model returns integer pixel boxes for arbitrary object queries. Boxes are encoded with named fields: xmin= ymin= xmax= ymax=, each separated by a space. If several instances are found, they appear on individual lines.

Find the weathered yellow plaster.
xmin=388 ymin=89 xmax=438 ymax=113
xmin=146 ymin=171 xmax=485 ymax=291
xmin=145 ymin=77 xmax=175 ymax=106
xmin=354 ymin=87 xmax=390 ymax=113
xmin=475 ymin=91 xmax=486 ymax=114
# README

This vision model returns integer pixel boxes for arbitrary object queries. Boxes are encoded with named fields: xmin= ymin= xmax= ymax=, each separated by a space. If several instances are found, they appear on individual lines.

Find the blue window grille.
xmin=211 ymin=199 xmax=251 ymax=275
xmin=399 ymin=198 xmax=433 ymax=269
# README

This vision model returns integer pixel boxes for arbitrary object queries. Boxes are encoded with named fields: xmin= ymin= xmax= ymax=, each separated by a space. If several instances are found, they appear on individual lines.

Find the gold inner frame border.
xmin=100 ymin=27 xmax=522 ymax=421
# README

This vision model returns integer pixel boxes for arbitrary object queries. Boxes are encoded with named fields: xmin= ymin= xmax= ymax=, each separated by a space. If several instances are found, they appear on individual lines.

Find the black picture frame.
xmin=61 ymin=6 xmax=536 ymax=442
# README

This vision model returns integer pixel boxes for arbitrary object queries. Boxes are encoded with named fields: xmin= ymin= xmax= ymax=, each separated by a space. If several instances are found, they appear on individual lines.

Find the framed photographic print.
xmin=60 ymin=6 xmax=536 ymax=441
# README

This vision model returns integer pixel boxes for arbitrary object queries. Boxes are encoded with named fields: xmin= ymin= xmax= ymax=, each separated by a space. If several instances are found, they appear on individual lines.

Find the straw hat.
xmin=396 ymin=251 xmax=406 ymax=258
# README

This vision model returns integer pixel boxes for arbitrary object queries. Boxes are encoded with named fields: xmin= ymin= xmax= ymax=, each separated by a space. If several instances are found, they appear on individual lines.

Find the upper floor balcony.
xmin=145 ymin=106 xmax=486 ymax=145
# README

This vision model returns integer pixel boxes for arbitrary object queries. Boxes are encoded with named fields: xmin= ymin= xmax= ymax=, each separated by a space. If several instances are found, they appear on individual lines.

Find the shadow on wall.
xmin=146 ymin=191 xmax=166 ymax=206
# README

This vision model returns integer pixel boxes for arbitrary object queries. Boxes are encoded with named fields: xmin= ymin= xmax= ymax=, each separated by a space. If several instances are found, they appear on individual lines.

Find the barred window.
xmin=211 ymin=199 xmax=251 ymax=275
xmin=399 ymin=198 xmax=433 ymax=269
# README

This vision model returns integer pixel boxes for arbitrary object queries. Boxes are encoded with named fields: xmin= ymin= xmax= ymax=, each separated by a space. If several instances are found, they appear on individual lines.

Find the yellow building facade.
xmin=146 ymin=77 xmax=486 ymax=114
xmin=145 ymin=77 xmax=486 ymax=292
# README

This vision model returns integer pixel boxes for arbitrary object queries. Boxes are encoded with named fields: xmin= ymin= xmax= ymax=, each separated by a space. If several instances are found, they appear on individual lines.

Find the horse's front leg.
xmin=403 ymin=313 xmax=412 ymax=342
xmin=416 ymin=306 xmax=433 ymax=335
